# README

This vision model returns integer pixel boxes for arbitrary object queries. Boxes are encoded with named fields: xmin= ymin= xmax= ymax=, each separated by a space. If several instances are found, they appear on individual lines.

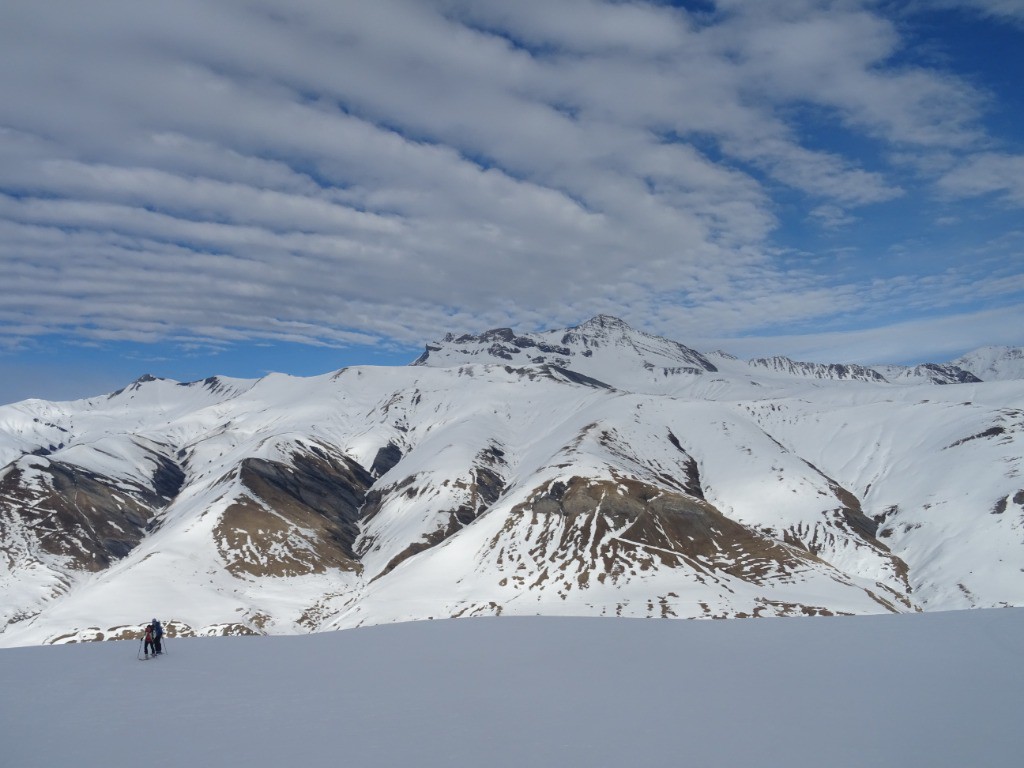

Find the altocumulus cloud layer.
xmin=1 ymin=0 xmax=1022 ymax=360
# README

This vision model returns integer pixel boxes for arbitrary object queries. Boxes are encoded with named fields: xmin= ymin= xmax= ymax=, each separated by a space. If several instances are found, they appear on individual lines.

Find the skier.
xmin=151 ymin=619 xmax=164 ymax=655
xmin=143 ymin=623 xmax=156 ymax=658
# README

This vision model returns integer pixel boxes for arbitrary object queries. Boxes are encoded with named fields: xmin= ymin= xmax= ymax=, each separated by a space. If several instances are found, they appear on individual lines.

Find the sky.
xmin=1 ymin=0 xmax=1023 ymax=404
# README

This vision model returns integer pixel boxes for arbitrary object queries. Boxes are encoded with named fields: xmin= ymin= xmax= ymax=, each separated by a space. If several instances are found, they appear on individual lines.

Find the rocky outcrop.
xmin=0 ymin=453 xmax=181 ymax=572
xmin=890 ymin=363 xmax=982 ymax=385
xmin=214 ymin=444 xmax=374 ymax=577
xmin=749 ymin=356 xmax=887 ymax=382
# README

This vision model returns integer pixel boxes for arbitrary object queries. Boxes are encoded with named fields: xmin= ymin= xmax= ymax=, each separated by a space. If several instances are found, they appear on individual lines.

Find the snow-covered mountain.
xmin=417 ymin=314 xmax=1023 ymax=388
xmin=1 ymin=316 xmax=1023 ymax=647
xmin=747 ymin=355 xmax=887 ymax=382
xmin=413 ymin=314 xmax=719 ymax=395
xmin=879 ymin=363 xmax=982 ymax=385
xmin=953 ymin=346 xmax=1024 ymax=381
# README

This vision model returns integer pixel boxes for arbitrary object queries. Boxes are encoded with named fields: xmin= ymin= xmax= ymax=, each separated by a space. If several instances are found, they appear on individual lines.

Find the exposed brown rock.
xmin=213 ymin=443 xmax=373 ymax=577
xmin=494 ymin=475 xmax=821 ymax=591
xmin=0 ymin=454 xmax=180 ymax=573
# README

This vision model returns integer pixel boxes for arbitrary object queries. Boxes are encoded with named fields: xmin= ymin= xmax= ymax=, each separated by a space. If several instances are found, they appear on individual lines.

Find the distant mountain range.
xmin=417 ymin=314 xmax=1024 ymax=386
xmin=1 ymin=316 xmax=1022 ymax=646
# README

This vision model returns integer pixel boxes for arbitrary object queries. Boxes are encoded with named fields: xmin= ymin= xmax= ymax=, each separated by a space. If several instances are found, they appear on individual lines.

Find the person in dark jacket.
xmin=151 ymin=619 xmax=164 ymax=655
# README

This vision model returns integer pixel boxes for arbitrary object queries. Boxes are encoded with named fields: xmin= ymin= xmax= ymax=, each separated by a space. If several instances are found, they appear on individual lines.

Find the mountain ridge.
xmin=414 ymin=314 xmax=1023 ymax=388
xmin=1 ymin=316 xmax=1023 ymax=646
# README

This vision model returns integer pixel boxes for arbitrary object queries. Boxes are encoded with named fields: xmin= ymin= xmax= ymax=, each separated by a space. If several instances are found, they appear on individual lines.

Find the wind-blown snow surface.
xmin=2 ymin=612 xmax=1022 ymax=768
xmin=2 ymin=317 xmax=1024 ymax=647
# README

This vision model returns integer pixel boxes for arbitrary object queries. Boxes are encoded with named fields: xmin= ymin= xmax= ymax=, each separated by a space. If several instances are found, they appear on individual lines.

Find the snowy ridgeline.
xmin=2 ymin=316 xmax=1024 ymax=645
xmin=2 ymin=611 xmax=1022 ymax=768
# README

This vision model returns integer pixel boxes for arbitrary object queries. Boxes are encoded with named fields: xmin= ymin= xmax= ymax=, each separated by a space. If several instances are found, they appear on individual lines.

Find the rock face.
xmin=413 ymin=314 xmax=717 ymax=392
xmin=748 ymin=356 xmax=888 ymax=382
xmin=888 ymin=363 xmax=983 ymax=385
xmin=0 ymin=459 xmax=168 ymax=571
xmin=214 ymin=447 xmax=374 ymax=577
xmin=1 ymin=317 xmax=1023 ymax=646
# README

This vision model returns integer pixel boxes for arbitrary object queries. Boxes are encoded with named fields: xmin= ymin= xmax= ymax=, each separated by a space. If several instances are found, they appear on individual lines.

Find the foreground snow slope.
xmin=2 ymin=611 xmax=1022 ymax=768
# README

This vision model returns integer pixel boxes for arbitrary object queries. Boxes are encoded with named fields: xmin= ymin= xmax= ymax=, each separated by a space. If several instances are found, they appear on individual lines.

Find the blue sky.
xmin=1 ymin=0 xmax=1022 ymax=404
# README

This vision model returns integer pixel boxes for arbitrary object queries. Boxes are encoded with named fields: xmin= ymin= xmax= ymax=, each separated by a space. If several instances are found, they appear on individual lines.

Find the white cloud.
xmin=936 ymin=153 xmax=1024 ymax=206
xmin=809 ymin=204 xmax=858 ymax=229
xmin=0 ymin=0 xmax=1018 ymax=356
xmin=695 ymin=303 xmax=1024 ymax=365
xmin=929 ymin=0 xmax=1024 ymax=26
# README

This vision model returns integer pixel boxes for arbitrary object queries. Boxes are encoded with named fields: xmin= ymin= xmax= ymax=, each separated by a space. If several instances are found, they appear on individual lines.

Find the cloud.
xmin=809 ymin=205 xmax=858 ymax=229
xmin=695 ymin=303 xmax=1024 ymax=365
xmin=0 ymin=0 xmax=1018 ymax=357
xmin=710 ymin=3 xmax=983 ymax=148
xmin=936 ymin=153 xmax=1024 ymax=206
xmin=929 ymin=0 xmax=1024 ymax=26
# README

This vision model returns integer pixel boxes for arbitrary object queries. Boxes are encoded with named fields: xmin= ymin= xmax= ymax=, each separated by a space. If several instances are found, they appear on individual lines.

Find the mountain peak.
xmin=953 ymin=346 xmax=1024 ymax=381
xmin=107 ymin=373 xmax=168 ymax=398
xmin=572 ymin=314 xmax=632 ymax=332
xmin=412 ymin=315 xmax=717 ymax=389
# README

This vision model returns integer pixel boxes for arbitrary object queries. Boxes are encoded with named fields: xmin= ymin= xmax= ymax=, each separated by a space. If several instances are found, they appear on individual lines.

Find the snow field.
xmin=2 ymin=610 xmax=1023 ymax=768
